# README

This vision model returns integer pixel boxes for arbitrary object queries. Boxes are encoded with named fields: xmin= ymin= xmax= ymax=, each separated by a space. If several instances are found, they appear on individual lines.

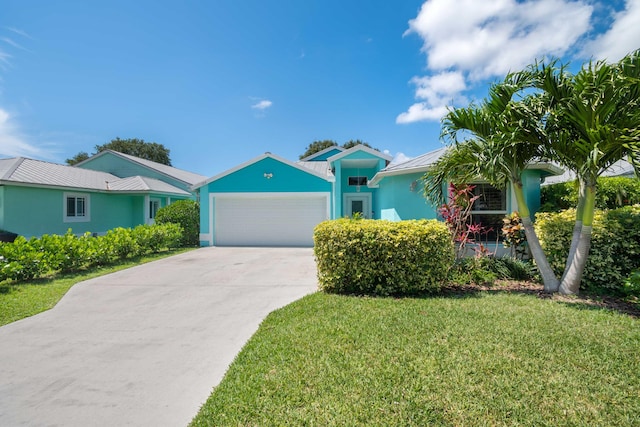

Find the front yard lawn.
xmin=192 ymin=290 xmax=640 ymax=426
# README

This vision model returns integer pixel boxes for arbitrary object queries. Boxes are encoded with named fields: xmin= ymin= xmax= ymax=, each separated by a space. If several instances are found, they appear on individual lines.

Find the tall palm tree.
xmin=531 ymin=50 xmax=640 ymax=294
xmin=424 ymin=76 xmax=560 ymax=292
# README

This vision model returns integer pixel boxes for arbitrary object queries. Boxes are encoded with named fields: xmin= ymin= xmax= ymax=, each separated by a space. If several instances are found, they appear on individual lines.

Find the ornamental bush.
xmin=155 ymin=200 xmax=200 ymax=247
xmin=314 ymin=219 xmax=454 ymax=296
xmin=541 ymin=177 xmax=640 ymax=212
xmin=535 ymin=205 xmax=640 ymax=294
xmin=0 ymin=223 xmax=184 ymax=283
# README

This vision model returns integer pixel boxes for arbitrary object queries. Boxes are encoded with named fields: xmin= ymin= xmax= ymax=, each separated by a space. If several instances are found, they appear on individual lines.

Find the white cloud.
xmin=389 ymin=152 xmax=413 ymax=165
xmin=251 ymin=99 xmax=273 ymax=110
xmin=583 ymin=0 xmax=640 ymax=62
xmin=0 ymin=108 xmax=48 ymax=158
xmin=399 ymin=0 xmax=593 ymax=124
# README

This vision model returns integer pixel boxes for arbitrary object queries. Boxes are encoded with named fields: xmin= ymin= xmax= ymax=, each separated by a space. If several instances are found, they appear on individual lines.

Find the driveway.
xmin=0 ymin=247 xmax=318 ymax=427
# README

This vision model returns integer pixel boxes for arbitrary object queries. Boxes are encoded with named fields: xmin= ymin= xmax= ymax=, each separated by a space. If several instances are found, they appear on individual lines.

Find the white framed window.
xmin=64 ymin=192 xmax=90 ymax=223
xmin=470 ymin=183 xmax=507 ymax=241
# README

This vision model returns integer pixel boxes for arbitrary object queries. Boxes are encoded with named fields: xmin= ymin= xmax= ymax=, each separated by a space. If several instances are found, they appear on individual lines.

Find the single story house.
xmin=193 ymin=145 xmax=563 ymax=247
xmin=0 ymin=151 xmax=206 ymax=238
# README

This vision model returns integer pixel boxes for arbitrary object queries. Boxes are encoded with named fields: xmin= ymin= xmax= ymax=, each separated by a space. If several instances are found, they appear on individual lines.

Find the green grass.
xmin=0 ymin=248 xmax=194 ymax=326
xmin=191 ymin=291 xmax=640 ymax=426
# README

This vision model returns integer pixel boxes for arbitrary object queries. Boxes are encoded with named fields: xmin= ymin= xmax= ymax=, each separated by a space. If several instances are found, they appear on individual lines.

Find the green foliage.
xmin=536 ymin=206 xmax=640 ymax=293
xmin=450 ymin=256 xmax=536 ymax=286
xmin=0 ymin=224 xmax=183 ymax=283
xmin=314 ymin=219 xmax=454 ymax=296
xmin=155 ymin=200 xmax=200 ymax=246
xmin=622 ymin=270 xmax=640 ymax=298
xmin=0 ymin=237 xmax=47 ymax=281
xmin=541 ymin=177 xmax=640 ymax=212
xmin=66 ymin=137 xmax=172 ymax=165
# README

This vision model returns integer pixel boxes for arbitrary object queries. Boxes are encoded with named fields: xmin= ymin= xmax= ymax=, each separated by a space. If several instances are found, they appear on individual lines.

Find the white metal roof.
xmin=78 ymin=150 xmax=208 ymax=185
xmin=0 ymin=157 xmax=189 ymax=195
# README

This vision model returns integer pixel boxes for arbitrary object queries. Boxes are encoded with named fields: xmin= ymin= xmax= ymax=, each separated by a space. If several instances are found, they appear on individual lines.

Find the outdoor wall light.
xmin=264 ymin=173 xmax=273 ymax=179
xmin=409 ymin=180 xmax=417 ymax=192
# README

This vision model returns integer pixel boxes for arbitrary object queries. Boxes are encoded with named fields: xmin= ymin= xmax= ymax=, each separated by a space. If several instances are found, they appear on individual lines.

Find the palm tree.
xmin=424 ymin=76 xmax=560 ymax=292
xmin=531 ymin=50 xmax=640 ymax=294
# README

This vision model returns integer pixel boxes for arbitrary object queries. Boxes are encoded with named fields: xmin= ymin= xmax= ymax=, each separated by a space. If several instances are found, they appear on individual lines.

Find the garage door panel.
xmin=214 ymin=195 xmax=327 ymax=246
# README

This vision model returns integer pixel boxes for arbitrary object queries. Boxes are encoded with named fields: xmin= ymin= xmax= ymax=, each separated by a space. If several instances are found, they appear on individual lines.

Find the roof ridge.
xmin=0 ymin=157 xmax=25 ymax=180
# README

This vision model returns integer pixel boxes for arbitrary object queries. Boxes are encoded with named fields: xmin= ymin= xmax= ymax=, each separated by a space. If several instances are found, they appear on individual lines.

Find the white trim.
xmin=208 ymin=192 xmax=331 ymax=246
xmin=299 ymin=145 xmax=345 ymax=161
xmin=327 ymin=144 xmax=392 ymax=163
xmin=63 ymin=192 xmax=91 ymax=223
xmin=343 ymin=192 xmax=372 ymax=218
xmin=192 ymin=153 xmax=334 ymax=190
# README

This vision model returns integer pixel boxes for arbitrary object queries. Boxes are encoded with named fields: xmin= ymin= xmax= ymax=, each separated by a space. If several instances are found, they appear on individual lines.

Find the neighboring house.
xmin=542 ymin=159 xmax=636 ymax=185
xmin=193 ymin=144 xmax=563 ymax=247
xmin=0 ymin=151 xmax=206 ymax=238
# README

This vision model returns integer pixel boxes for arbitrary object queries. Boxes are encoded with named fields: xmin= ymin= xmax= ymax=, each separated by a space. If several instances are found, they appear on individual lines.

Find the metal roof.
xmin=543 ymin=159 xmax=636 ymax=185
xmin=296 ymin=161 xmax=335 ymax=178
xmin=0 ymin=157 xmax=190 ymax=195
xmin=92 ymin=150 xmax=208 ymax=185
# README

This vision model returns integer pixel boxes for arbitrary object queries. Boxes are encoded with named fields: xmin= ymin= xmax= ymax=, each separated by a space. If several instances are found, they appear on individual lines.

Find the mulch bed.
xmin=440 ymin=281 xmax=640 ymax=319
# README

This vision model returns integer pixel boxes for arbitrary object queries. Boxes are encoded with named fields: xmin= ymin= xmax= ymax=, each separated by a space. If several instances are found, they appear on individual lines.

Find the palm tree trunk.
xmin=562 ymin=179 xmax=585 ymax=282
xmin=560 ymin=184 xmax=596 ymax=295
xmin=514 ymin=183 xmax=559 ymax=292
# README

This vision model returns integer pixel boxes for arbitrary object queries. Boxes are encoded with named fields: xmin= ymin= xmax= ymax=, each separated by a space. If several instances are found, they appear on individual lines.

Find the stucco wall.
xmin=376 ymin=173 xmax=439 ymax=221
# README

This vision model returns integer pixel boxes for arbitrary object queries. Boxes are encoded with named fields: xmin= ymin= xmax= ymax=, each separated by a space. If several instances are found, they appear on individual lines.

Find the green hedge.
xmin=0 ymin=223 xmax=183 ymax=282
xmin=314 ymin=219 xmax=454 ymax=296
xmin=535 ymin=205 xmax=640 ymax=293
xmin=541 ymin=176 xmax=640 ymax=212
xmin=155 ymin=200 xmax=200 ymax=246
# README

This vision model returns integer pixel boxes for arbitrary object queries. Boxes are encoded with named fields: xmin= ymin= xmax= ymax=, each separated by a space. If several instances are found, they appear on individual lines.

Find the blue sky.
xmin=1 ymin=0 xmax=638 ymax=176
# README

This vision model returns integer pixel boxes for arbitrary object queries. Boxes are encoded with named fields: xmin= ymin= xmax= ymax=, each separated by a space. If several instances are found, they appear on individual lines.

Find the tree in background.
xmin=299 ymin=139 xmax=377 ymax=159
xmin=66 ymin=137 xmax=172 ymax=165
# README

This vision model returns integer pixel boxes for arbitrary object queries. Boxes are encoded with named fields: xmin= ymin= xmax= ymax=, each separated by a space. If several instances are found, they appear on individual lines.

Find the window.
xmin=64 ymin=193 xmax=90 ymax=222
xmin=348 ymin=176 xmax=367 ymax=186
xmin=470 ymin=184 xmax=507 ymax=241
xmin=149 ymin=200 xmax=160 ymax=219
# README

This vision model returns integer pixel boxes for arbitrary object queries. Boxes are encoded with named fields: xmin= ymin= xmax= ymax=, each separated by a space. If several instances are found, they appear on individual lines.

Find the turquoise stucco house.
xmin=0 ymin=150 xmax=206 ymax=238
xmin=193 ymin=144 xmax=563 ymax=247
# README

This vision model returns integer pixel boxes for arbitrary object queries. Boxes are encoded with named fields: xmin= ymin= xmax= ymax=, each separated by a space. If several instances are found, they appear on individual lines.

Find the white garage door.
xmin=213 ymin=194 xmax=329 ymax=246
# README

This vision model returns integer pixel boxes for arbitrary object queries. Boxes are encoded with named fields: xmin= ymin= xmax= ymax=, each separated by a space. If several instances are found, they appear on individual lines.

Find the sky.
xmin=1 ymin=0 xmax=638 ymax=176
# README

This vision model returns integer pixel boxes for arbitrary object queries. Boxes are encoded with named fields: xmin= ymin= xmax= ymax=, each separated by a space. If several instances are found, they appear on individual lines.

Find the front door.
xmin=344 ymin=194 xmax=371 ymax=218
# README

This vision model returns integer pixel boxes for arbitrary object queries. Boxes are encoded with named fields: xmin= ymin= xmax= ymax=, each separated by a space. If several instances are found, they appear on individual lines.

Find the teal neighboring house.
xmin=193 ymin=144 xmax=562 ymax=247
xmin=0 ymin=150 xmax=206 ymax=238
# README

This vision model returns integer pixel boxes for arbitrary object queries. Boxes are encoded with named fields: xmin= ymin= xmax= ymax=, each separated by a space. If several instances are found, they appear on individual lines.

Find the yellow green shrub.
xmin=314 ymin=219 xmax=454 ymax=296
xmin=535 ymin=205 xmax=640 ymax=293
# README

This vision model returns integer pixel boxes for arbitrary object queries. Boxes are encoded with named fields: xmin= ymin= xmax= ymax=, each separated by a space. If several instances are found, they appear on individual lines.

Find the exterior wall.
xmin=1 ymin=185 xmax=151 ymax=237
xmin=77 ymin=153 xmax=194 ymax=194
xmin=0 ymin=186 xmax=4 ymax=229
xmin=197 ymin=157 xmax=333 ymax=244
xmin=376 ymin=173 xmax=439 ymax=221
xmin=522 ymin=169 xmax=542 ymax=216
xmin=339 ymin=167 xmax=378 ymax=218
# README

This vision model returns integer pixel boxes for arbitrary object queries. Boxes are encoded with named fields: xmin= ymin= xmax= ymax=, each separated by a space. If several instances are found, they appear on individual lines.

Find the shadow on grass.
xmin=431 ymin=281 xmax=640 ymax=319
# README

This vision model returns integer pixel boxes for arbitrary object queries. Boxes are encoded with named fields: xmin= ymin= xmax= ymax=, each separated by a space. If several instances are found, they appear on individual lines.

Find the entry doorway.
xmin=344 ymin=193 xmax=371 ymax=218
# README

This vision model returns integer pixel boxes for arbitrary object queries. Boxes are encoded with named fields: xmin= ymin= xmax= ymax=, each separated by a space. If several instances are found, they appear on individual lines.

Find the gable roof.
xmin=326 ymin=144 xmax=392 ymax=163
xmin=0 ymin=157 xmax=190 ymax=195
xmin=300 ymin=146 xmax=345 ymax=161
xmin=77 ymin=150 xmax=207 ymax=186
xmin=193 ymin=152 xmax=335 ymax=189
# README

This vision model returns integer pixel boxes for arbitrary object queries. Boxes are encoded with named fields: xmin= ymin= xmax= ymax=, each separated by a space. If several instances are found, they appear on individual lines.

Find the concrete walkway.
xmin=0 ymin=247 xmax=318 ymax=427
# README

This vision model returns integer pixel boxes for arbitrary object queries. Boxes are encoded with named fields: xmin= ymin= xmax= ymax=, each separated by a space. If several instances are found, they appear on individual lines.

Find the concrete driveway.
xmin=0 ymin=247 xmax=318 ymax=427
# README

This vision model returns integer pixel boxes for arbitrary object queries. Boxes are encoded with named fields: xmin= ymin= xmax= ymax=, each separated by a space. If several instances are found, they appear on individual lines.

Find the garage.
xmin=212 ymin=193 xmax=330 ymax=246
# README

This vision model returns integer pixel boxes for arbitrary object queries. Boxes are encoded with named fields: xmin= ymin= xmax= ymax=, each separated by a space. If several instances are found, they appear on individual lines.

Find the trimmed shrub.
xmin=314 ymin=219 xmax=454 ymax=296
xmin=0 ymin=223 xmax=184 ymax=283
xmin=541 ymin=176 xmax=640 ymax=212
xmin=535 ymin=205 xmax=640 ymax=293
xmin=155 ymin=200 xmax=199 ymax=247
